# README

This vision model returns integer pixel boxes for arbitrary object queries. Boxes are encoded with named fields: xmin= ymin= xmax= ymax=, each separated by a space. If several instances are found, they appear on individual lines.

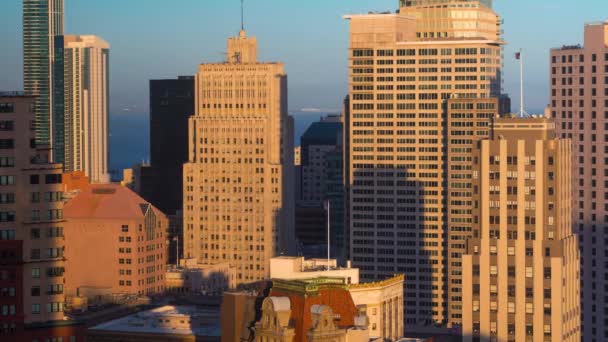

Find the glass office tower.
xmin=23 ymin=0 xmax=64 ymax=152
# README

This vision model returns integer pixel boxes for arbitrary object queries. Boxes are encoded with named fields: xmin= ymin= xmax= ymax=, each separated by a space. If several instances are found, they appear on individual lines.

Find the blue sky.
xmin=0 ymin=0 xmax=606 ymax=114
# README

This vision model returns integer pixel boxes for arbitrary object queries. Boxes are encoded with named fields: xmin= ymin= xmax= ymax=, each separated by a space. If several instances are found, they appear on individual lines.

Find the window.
xmin=0 ymin=121 xmax=14 ymax=131
xmin=30 ymin=249 xmax=40 ymax=260
xmin=525 ymin=267 xmax=533 ymax=278
xmin=31 ymin=286 xmax=40 ymax=296
xmin=45 ymin=174 xmax=62 ymax=184
xmin=31 ymin=268 xmax=40 ymax=278
xmin=525 ymin=302 xmax=533 ymax=314
xmin=0 ymin=176 xmax=15 ymax=185
xmin=0 ymin=211 xmax=15 ymax=222
xmin=0 ymin=103 xmax=14 ymax=113
xmin=0 ymin=157 xmax=14 ymax=167
xmin=121 ymin=225 xmax=129 ymax=232
xmin=508 ymin=302 xmax=515 ymax=313
xmin=0 ymin=139 xmax=14 ymax=149
xmin=32 ymin=304 xmax=40 ymax=314
xmin=0 ymin=229 xmax=15 ymax=240
xmin=30 ymin=175 xmax=39 ymax=185
xmin=30 ymin=192 xmax=40 ymax=203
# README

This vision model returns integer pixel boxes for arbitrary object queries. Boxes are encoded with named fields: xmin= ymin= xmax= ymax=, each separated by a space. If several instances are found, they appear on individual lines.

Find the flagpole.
xmin=519 ymin=48 xmax=524 ymax=117
xmin=327 ymin=200 xmax=330 ymax=271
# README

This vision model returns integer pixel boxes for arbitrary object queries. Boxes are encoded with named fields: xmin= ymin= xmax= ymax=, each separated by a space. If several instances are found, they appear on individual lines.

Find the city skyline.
xmin=1 ymin=0 xmax=607 ymax=114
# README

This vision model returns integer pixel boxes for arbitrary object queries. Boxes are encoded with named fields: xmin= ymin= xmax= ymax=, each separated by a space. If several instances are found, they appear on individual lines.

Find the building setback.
xmin=345 ymin=1 xmax=502 ymax=328
xmin=183 ymin=30 xmax=295 ymax=286
xmin=23 ymin=0 xmax=64 ymax=149
xmin=63 ymin=184 xmax=168 ymax=297
xmin=62 ymin=35 xmax=110 ymax=184
xmin=549 ymin=22 xmax=608 ymax=342
xmin=462 ymin=117 xmax=581 ymax=342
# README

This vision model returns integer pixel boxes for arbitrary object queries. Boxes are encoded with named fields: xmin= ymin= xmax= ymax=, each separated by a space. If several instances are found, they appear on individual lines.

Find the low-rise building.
xmin=350 ymin=275 xmax=405 ymax=341
xmin=87 ymin=305 xmax=221 ymax=341
xmin=166 ymin=261 xmax=236 ymax=295
xmin=269 ymin=257 xmax=404 ymax=341
xmin=270 ymin=256 xmax=359 ymax=284
xmin=254 ymin=278 xmax=370 ymax=342
xmin=63 ymin=184 xmax=168 ymax=300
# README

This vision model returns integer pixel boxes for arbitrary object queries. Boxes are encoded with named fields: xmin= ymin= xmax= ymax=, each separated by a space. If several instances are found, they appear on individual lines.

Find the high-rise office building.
xmin=549 ymin=22 xmax=608 ymax=341
xmin=149 ymin=76 xmax=194 ymax=216
xmin=62 ymin=35 xmax=110 ymax=184
xmin=462 ymin=117 xmax=581 ymax=342
xmin=296 ymin=116 xmax=346 ymax=261
xmin=0 ymin=94 xmax=84 ymax=341
xmin=345 ymin=1 xmax=502 ymax=328
xmin=23 ymin=0 xmax=64 ymax=149
xmin=446 ymin=97 xmax=498 ymax=324
xmin=183 ymin=30 xmax=295 ymax=286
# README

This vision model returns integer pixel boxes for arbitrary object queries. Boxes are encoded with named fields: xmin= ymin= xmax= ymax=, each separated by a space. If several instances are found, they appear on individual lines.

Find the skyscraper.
xmin=23 ymin=0 xmax=64 ymax=148
xmin=550 ymin=22 xmax=608 ymax=341
xmin=345 ymin=1 xmax=502 ymax=329
xmin=462 ymin=117 xmax=580 ymax=342
xmin=183 ymin=30 xmax=295 ymax=286
xmin=62 ymin=35 xmax=110 ymax=184
xmin=297 ymin=116 xmax=345 ymax=261
xmin=149 ymin=76 xmax=194 ymax=216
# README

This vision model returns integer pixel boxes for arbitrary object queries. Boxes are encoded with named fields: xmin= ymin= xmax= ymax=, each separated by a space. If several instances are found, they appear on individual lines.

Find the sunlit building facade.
xmin=550 ymin=22 xmax=608 ymax=342
xmin=63 ymin=35 xmax=110 ymax=184
xmin=462 ymin=117 xmax=580 ymax=342
xmin=183 ymin=30 xmax=295 ymax=286
xmin=345 ymin=2 xmax=502 ymax=328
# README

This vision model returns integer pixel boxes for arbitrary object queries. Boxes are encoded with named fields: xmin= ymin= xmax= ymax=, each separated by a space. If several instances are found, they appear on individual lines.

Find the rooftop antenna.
xmin=515 ymin=49 xmax=528 ymax=117
xmin=240 ymin=0 xmax=244 ymax=31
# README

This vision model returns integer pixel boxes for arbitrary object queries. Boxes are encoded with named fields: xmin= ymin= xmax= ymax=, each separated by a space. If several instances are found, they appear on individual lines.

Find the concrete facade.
xmin=462 ymin=118 xmax=581 ymax=342
xmin=63 ymin=184 xmax=168 ymax=297
xmin=183 ymin=30 xmax=295 ymax=286
xmin=345 ymin=2 xmax=502 ymax=329
xmin=549 ymin=22 xmax=608 ymax=342
xmin=349 ymin=275 xmax=405 ymax=341
xmin=0 ymin=94 xmax=76 ymax=336
xmin=63 ymin=35 xmax=110 ymax=184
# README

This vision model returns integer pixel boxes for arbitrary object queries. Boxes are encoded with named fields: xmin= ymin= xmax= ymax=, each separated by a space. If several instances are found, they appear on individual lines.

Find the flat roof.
xmin=89 ymin=305 xmax=220 ymax=337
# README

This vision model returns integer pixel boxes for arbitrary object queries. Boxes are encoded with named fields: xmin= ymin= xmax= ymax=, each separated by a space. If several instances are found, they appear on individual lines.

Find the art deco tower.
xmin=23 ymin=0 xmax=64 ymax=149
xmin=462 ymin=117 xmax=580 ymax=342
xmin=183 ymin=30 xmax=295 ymax=286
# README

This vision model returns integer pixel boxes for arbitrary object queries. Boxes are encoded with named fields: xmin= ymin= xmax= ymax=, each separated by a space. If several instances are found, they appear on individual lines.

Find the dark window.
xmin=0 ymin=121 xmax=14 ymax=131
xmin=44 ymin=174 xmax=62 ymax=184
xmin=30 ymin=175 xmax=39 ymax=185
xmin=0 ymin=103 xmax=14 ymax=113
xmin=0 ymin=139 xmax=14 ymax=149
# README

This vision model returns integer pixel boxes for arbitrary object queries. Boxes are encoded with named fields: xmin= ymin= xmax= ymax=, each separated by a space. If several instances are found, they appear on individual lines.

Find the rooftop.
xmin=64 ymin=183 xmax=164 ymax=220
xmin=89 ymin=305 xmax=220 ymax=337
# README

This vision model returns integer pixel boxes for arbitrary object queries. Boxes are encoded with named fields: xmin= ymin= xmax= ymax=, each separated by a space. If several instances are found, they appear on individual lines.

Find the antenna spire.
xmin=240 ymin=0 xmax=244 ymax=31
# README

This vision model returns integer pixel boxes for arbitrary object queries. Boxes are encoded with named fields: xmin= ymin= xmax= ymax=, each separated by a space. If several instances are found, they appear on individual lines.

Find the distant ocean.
xmin=108 ymin=111 xmax=335 ymax=180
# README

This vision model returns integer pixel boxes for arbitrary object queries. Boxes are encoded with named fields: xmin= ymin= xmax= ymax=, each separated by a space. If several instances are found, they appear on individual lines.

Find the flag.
xmin=515 ymin=52 xmax=521 ymax=60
